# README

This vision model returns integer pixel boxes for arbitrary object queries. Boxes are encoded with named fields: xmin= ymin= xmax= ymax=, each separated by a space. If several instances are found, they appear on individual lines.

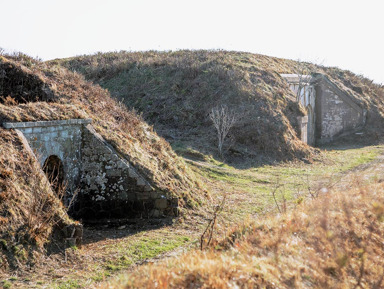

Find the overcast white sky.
xmin=1 ymin=0 xmax=383 ymax=83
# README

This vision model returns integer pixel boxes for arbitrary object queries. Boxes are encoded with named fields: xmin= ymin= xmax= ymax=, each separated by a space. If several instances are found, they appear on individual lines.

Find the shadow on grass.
xmin=46 ymin=217 xmax=175 ymax=258
xmin=81 ymin=217 xmax=174 ymax=245
xmin=171 ymin=130 xmax=384 ymax=170
xmin=318 ymin=131 xmax=383 ymax=151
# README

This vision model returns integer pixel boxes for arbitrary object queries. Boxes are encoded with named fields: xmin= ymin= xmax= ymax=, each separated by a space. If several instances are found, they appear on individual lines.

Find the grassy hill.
xmin=54 ymin=50 xmax=384 ymax=164
xmin=0 ymin=53 xmax=205 ymax=271
xmin=53 ymin=51 xmax=312 ymax=163
xmin=1 ymin=50 xmax=384 ymax=287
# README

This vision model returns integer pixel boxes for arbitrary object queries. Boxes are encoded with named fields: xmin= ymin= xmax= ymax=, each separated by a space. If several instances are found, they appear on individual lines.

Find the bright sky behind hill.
xmin=1 ymin=0 xmax=383 ymax=83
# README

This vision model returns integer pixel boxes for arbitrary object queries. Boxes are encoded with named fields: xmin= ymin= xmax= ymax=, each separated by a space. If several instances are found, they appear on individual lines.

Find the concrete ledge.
xmin=281 ymin=74 xmax=312 ymax=83
xmin=2 ymin=119 xmax=92 ymax=129
xmin=298 ymin=115 xmax=308 ymax=124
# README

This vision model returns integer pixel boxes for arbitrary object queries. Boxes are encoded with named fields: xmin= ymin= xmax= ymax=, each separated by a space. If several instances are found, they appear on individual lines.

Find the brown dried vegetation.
xmin=0 ymin=129 xmax=71 ymax=271
xmin=55 ymin=50 xmax=313 ymax=162
xmin=0 ymin=53 xmax=204 ymax=206
xmin=108 ymin=179 xmax=384 ymax=289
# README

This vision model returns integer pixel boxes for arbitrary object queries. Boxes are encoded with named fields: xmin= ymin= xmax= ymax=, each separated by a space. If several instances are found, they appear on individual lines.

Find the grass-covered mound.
xmin=0 ymin=53 xmax=205 ymax=271
xmin=0 ymin=54 xmax=204 ymax=206
xmin=53 ymin=50 xmax=314 ymax=163
xmin=55 ymin=50 xmax=384 ymax=162
xmin=105 ymin=179 xmax=384 ymax=288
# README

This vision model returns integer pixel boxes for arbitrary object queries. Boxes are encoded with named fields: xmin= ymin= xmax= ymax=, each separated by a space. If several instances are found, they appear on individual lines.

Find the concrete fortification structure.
xmin=282 ymin=73 xmax=366 ymax=145
xmin=3 ymin=119 xmax=176 ymax=220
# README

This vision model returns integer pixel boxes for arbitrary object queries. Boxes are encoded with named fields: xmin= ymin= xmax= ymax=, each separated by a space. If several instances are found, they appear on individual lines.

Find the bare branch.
xmin=209 ymin=105 xmax=238 ymax=159
xmin=200 ymin=194 xmax=227 ymax=251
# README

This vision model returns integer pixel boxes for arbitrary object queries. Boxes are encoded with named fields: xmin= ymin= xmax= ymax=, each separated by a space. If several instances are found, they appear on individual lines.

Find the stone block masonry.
xmin=77 ymin=124 xmax=170 ymax=219
xmin=312 ymin=75 xmax=366 ymax=144
xmin=281 ymin=73 xmax=366 ymax=146
xmin=3 ymin=119 xmax=176 ymax=220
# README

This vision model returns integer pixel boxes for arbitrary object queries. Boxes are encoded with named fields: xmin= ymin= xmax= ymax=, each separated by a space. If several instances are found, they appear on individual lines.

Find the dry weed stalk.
xmin=270 ymin=175 xmax=286 ymax=214
xmin=294 ymin=60 xmax=313 ymax=101
xmin=200 ymin=194 xmax=227 ymax=251
xmin=24 ymin=157 xmax=74 ymax=244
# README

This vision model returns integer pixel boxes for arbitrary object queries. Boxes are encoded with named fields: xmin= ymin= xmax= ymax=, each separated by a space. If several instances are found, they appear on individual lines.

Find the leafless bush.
xmin=209 ymin=105 xmax=238 ymax=159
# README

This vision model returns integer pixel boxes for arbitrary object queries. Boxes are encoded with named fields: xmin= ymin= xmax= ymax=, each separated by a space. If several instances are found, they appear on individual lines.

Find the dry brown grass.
xmin=103 ymin=178 xmax=384 ymax=288
xmin=0 ymin=54 xmax=205 ymax=208
xmin=0 ymin=128 xmax=72 ymax=271
xmin=2 ymin=50 xmax=384 ymax=280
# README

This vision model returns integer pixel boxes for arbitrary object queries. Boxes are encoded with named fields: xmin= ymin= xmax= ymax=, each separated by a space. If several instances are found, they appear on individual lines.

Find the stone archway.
xmin=43 ymin=155 xmax=65 ymax=196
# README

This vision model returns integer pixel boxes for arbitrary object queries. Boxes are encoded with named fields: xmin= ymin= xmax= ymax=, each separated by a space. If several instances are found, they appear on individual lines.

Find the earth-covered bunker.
xmin=2 ymin=119 xmax=177 ymax=221
xmin=281 ymin=73 xmax=366 ymax=145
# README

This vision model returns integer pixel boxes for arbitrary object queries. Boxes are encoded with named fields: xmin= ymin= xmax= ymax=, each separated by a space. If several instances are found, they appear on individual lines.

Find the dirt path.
xmin=325 ymin=149 xmax=384 ymax=191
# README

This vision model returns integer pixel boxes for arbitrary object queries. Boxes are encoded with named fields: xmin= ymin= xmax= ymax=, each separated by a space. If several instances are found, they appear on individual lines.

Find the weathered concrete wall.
xmin=314 ymin=76 xmax=365 ymax=144
xmin=282 ymin=73 xmax=366 ymax=145
xmin=11 ymin=128 xmax=84 ymax=247
xmin=76 ymin=125 xmax=173 ymax=219
xmin=3 ymin=119 xmax=177 ymax=220
xmin=306 ymin=105 xmax=315 ymax=146
xmin=3 ymin=119 xmax=91 ymax=198
xmin=297 ymin=115 xmax=308 ymax=143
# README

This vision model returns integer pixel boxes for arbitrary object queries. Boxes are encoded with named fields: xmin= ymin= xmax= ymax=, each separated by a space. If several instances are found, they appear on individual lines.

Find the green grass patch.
xmin=2 ymin=280 xmax=12 ymax=289
xmin=56 ymin=279 xmax=81 ymax=289
xmin=191 ymin=144 xmax=384 ymax=221
xmin=107 ymin=234 xmax=191 ymax=268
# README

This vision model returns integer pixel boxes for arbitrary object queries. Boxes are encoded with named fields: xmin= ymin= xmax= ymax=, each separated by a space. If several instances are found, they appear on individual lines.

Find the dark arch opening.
xmin=43 ymin=155 xmax=65 ymax=196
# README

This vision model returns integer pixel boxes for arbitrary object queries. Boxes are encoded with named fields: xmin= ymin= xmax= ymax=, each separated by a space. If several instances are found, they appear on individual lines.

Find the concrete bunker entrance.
xmin=3 ymin=119 xmax=178 ymax=222
xmin=281 ymin=73 xmax=367 ymax=145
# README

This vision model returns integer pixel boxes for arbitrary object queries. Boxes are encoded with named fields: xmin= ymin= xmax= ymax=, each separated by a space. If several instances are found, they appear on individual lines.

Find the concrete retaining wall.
xmin=76 ymin=124 xmax=171 ymax=219
xmin=313 ymin=75 xmax=366 ymax=144
xmin=3 ymin=119 xmax=91 ymax=197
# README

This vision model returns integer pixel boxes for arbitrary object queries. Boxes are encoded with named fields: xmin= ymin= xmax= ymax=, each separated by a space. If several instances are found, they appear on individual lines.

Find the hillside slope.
xmin=55 ymin=50 xmax=384 ymax=162
xmin=0 ymin=54 xmax=205 ymax=271
xmin=0 ymin=54 xmax=204 ymax=205
xmin=53 ymin=50 xmax=313 ymax=163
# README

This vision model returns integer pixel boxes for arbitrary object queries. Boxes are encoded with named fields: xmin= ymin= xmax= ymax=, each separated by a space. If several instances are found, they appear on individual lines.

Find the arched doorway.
xmin=43 ymin=155 xmax=65 ymax=196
